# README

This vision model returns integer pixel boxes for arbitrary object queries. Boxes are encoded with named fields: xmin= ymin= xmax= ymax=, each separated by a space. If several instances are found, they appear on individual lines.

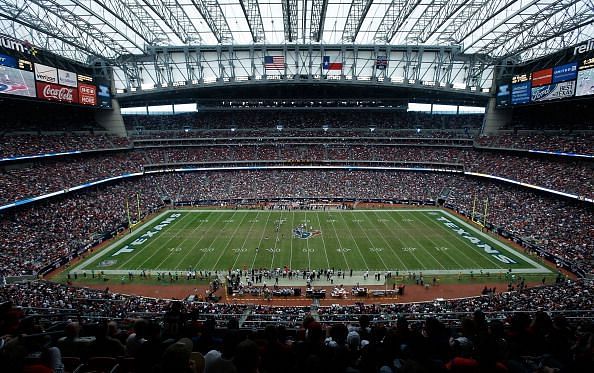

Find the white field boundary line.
xmin=174 ymin=209 xmax=443 ymax=213
xmin=71 ymin=268 xmax=552 ymax=276
xmin=71 ymin=209 xmax=551 ymax=275
xmin=441 ymin=210 xmax=551 ymax=273
xmin=72 ymin=210 xmax=173 ymax=272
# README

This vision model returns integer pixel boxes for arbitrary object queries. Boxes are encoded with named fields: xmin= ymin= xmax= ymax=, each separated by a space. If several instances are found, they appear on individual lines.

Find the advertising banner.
xmin=531 ymin=80 xmax=576 ymax=102
xmin=575 ymin=68 xmax=594 ymax=96
xmin=36 ymin=81 xmax=78 ymax=103
xmin=0 ymin=53 xmax=17 ymax=68
xmin=58 ymin=69 xmax=77 ymax=87
xmin=78 ymin=83 xmax=96 ymax=105
xmin=496 ymin=84 xmax=510 ymax=107
xmin=511 ymin=82 xmax=531 ymax=105
xmin=97 ymin=84 xmax=111 ymax=108
xmin=531 ymin=68 xmax=552 ymax=87
xmin=552 ymin=62 xmax=577 ymax=83
xmin=34 ymin=63 xmax=58 ymax=84
xmin=0 ymin=67 xmax=36 ymax=97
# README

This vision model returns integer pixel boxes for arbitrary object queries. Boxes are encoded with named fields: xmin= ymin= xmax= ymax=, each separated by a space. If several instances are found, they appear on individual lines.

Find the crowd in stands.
xmin=0 ymin=152 xmax=145 ymax=204
xmin=0 ymin=170 xmax=592 ymax=277
xmin=0 ymin=133 xmax=129 ymax=159
xmin=477 ymin=133 xmax=594 ymax=156
xmin=446 ymin=178 xmax=594 ymax=275
xmin=1 ymin=143 xmax=592 ymax=204
xmin=123 ymin=111 xmax=484 ymax=132
xmin=0 ymin=278 xmax=593 ymax=372
xmin=0 ymin=178 xmax=163 ymax=276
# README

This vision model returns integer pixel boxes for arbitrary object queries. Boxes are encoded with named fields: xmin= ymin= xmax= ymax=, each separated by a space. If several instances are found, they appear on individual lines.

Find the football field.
xmin=73 ymin=209 xmax=550 ymax=276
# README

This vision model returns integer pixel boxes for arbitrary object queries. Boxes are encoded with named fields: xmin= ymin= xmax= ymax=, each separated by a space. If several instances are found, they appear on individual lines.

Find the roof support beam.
xmin=239 ymin=0 xmax=265 ymax=42
xmin=342 ymin=0 xmax=373 ymax=43
xmin=28 ymin=0 xmax=131 ymax=57
xmin=191 ymin=0 xmax=233 ymax=44
xmin=79 ymin=0 xmax=166 ymax=46
xmin=282 ymin=0 xmax=298 ymax=42
xmin=139 ymin=0 xmax=202 ymax=43
xmin=0 ymin=0 xmax=116 ymax=61
xmin=375 ymin=0 xmax=422 ymax=43
xmin=474 ymin=0 xmax=591 ymax=58
xmin=310 ymin=0 xmax=328 ymax=42
xmin=406 ymin=0 xmax=471 ymax=43
xmin=0 ymin=17 xmax=90 ymax=63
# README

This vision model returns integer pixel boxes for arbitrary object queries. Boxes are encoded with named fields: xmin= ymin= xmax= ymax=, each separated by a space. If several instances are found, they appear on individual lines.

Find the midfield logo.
xmin=292 ymin=224 xmax=321 ymax=239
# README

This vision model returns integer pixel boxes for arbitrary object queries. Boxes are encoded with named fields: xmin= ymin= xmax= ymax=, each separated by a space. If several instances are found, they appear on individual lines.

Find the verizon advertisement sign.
xmin=78 ymin=83 xmax=96 ymax=106
xmin=34 ymin=63 xmax=58 ymax=83
xmin=58 ymin=69 xmax=77 ymax=87
xmin=36 ymin=82 xmax=79 ymax=104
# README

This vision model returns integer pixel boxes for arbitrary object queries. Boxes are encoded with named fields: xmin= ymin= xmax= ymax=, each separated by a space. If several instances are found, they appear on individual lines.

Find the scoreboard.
xmin=497 ymin=38 xmax=594 ymax=107
xmin=0 ymin=34 xmax=111 ymax=108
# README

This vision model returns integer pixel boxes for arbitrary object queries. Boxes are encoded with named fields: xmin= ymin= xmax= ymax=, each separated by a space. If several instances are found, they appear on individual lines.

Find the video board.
xmin=0 ymin=52 xmax=36 ymax=98
xmin=497 ymin=38 xmax=594 ymax=107
xmin=0 ymin=34 xmax=111 ymax=108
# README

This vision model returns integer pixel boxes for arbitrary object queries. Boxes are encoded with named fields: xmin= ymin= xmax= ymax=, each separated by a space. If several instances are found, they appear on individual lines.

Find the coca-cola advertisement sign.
xmin=36 ymin=82 xmax=78 ymax=103
xmin=78 ymin=83 xmax=96 ymax=106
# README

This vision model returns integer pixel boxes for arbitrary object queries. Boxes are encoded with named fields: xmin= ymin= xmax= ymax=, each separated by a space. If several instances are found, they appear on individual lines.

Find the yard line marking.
xmin=336 ymin=212 xmax=371 ymax=270
xmin=415 ymin=212 xmax=479 ymax=269
xmin=350 ymin=211 xmax=388 ymax=271
xmin=72 ymin=210 xmax=173 ymax=271
xmin=364 ymin=211 xmax=409 ymax=270
xmin=136 ymin=211 xmax=217 ymax=270
xmin=314 ymin=211 xmax=331 ymax=269
xmin=211 ymin=210 xmax=248 ymax=271
xmin=304 ymin=211 xmax=311 ymax=270
xmin=441 ymin=210 xmax=549 ymax=271
xmin=429 ymin=211 xmax=505 ymax=269
xmin=155 ymin=212 xmax=215 ymax=270
xmin=325 ymin=212 xmax=357 ymax=270
xmin=372 ymin=210 xmax=427 ymax=270
xmin=172 ymin=211 xmax=225 ymax=270
xmin=251 ymin=210 xmax=273 ymax=271
xmin=232 ymin=210 xmax=261 ymax=271
xmin=269 ymin=210 xmax=284 ymax=271
xmin=391 ymin=211 xmax=447 ymax=270
xmin=289 ymin=210 xmax=295 ymax=270
xmin=120 ymin=212 xmax=194 ymax=269
xmin=190 ymin=211 xmax=235 ymax=271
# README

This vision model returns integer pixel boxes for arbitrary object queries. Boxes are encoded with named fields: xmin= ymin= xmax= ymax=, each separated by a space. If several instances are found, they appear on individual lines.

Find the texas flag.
xmin=323 ymin=56 xmax=343 ymax=71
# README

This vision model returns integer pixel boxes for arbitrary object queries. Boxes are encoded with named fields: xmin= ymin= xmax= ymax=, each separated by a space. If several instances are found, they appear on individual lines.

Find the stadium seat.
xmin=62 ymin=356 xmax=83 ymax=373
xmin=82 ymin=357 xmax=118 ymax=373
xmin=115 ymin=357 xmax=136 ymax=373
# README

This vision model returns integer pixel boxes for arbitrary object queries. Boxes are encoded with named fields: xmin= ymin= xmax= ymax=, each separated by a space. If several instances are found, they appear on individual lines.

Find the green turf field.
xmin=73 ymin=209 xmax=550 ymax=275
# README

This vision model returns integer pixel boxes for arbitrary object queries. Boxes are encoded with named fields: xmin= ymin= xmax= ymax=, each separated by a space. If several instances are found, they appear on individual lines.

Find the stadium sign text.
xmin=111 ymin=213 xmax=182 ymax=256
xmin=573 ymin=39 xmax=594 ymax=56
xmin=0 ymin=35 xmax=37 ymax=56
xmin=436 ymin=217 xmax=516 ymax=264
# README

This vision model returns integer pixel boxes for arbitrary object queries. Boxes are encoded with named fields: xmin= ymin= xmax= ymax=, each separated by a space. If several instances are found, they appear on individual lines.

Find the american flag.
xmin=264 ymin=56 xmax=285 ymax=70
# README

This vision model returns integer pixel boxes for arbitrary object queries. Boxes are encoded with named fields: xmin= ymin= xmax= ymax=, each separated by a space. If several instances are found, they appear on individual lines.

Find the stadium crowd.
xmin=0 ymin=133 xmax=130 ymax=159
xmin=1 ymin=144 xmax=592 ymax=204
xmin=0 ymin=170 xmax=592 ymax=277
xmin=0 ymin=278 xmax=593 ymax=372
xmin=0 ymin=178 xmax=163 ymax=276
xmin=123 ymin=111 xmax=484 ymax=132
xmin=477 ymin=133 xmax=594 ymax=156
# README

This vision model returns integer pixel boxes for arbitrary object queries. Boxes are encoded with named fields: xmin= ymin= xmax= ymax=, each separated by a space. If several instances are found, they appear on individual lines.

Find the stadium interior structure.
xmin=0 ymin=1 xmax=594 ymax=372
